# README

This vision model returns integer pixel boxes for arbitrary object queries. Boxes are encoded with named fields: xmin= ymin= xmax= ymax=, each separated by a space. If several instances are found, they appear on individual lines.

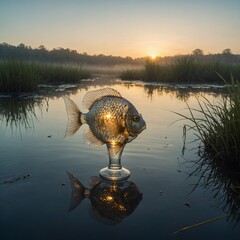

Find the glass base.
xmin=99 ymin=167 xmax=130 ymax=181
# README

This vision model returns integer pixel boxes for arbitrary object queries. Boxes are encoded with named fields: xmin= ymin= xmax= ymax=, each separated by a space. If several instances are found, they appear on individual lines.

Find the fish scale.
xmin=87 ymin=96 xmax=128 ymax=142
xmin=63 ymin=87 xmax=146 ymax=149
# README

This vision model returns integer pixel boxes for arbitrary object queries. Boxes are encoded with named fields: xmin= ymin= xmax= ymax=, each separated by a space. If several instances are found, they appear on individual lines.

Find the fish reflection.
xmin=67 ymin=172 xmax=142 ymax=225
xmin=63 ymin=88 xmax=146 ymax=155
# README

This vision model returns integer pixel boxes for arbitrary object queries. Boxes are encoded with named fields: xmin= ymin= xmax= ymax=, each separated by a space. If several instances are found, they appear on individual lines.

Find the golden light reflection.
xmin=106 ymin=113 xmax=111 ymax=119
xmin=106 ymin=195 xmax=113 ymax=201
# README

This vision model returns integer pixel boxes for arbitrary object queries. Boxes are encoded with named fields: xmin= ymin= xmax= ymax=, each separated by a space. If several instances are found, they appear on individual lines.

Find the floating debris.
xmin=174 ymin=214 xmax=230 ymax=234
xmin=184 ymin=202 xmax=191 ymax=208
xmin=160 ymin=191 xmax=167 ymax=197
xmin=0 ymin=174 xmax=31 ymax=184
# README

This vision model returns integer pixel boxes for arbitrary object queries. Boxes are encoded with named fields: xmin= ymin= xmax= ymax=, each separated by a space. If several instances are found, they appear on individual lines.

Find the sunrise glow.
xmin=150 ymin=53 xmax=157 ymax=59
xmin=1 ymin=1 xmax=240 ymax=57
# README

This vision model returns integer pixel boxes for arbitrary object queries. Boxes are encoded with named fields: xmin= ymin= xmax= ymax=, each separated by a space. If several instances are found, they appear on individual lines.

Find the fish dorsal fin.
xmin=83 ymin=127 xmax=104 ymax=146
xmin=82 ymin=88 xmax=121 ymax=110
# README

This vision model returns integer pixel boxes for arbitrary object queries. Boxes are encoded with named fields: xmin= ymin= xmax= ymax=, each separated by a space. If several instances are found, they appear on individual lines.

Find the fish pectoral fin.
xmin=82 ymin=88 xmax=121 ymax=110
xmin=84 ymin=127 xmax=104 ymax=146
xmin=63 ymin=96 xmax=82 ymax=138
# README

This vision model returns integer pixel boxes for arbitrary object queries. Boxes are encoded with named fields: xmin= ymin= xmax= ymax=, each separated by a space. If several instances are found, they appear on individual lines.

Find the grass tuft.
xmin=179 ymin=75 xmax=240 ymax=167
xmin=0 ymin=60 xmax=39 ymax=93
xmin=120 ymin=57 xmax=240 ymax=83
xmin=0 ymin=60 xmax=91 ymax=93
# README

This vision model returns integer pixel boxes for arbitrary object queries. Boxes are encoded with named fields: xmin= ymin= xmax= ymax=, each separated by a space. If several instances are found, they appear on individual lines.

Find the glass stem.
xmin=107 ymin=143 xmax=125 ymax=170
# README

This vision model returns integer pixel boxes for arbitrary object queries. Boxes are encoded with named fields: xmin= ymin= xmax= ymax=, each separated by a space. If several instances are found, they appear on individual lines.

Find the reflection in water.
xmin=187 ymin=151 xmax=240 ymax=228
xmin=0 ymin=96 xmax=48 ymax=133
xmin=67 ymin=172 xmax=142 ymax=225
xmin=139 ymin=83 xmax=227 ymax=101
xmin=63 ymin=87 xmax=146 ymax=180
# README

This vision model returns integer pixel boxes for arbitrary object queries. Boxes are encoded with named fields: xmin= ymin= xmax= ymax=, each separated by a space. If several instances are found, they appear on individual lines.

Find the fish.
xmin=67 ymin=172 xmax=142 ymax=225
xmin=63 ymin=88 xmax=146 ymax=154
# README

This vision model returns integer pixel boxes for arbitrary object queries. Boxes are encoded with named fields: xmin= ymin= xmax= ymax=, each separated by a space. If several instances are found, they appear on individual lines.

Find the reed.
xmin=0 ymin=60 xmax=39 ymax=93
xmin=35 ymin=64 xmax=90 ymax=84
xmin=119 ymin=69 xmax=144 ymax=81
xmin=179 ymin=75 xmax=240 ymax=166
xmin=120 ymin=57 xmax=240 ymax=83
xmin=0 ymin=60 xmax=91 ymax=93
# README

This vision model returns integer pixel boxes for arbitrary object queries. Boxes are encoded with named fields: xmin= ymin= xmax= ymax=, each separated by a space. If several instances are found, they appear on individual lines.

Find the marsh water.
xmin=0 ymin=76 xmax=239 ymax=240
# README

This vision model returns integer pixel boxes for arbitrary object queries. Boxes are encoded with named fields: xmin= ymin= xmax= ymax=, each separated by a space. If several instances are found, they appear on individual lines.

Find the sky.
xmin=1 ymin=0 xmax=240 ymax=58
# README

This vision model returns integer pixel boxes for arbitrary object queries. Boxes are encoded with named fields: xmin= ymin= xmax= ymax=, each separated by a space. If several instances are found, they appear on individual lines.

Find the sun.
xmin=150 ymin=53 xmax=156 ymax=59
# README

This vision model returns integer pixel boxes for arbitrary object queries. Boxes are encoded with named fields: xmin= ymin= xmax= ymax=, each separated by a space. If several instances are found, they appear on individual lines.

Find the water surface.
xmin=0 ymin=77 xmax=239 ymax=240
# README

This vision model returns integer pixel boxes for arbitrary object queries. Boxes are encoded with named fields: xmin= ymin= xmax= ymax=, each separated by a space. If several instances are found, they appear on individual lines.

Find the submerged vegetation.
xmin=180 ymin=76 xmax=240 ymax=167
xmin=0 ymin=60 xmax=90 ymax=93
xmin=120 ymin=57 xmax=240 ymax=83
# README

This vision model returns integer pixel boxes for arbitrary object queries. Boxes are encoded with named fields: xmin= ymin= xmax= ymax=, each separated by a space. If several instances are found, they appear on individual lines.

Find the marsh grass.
xmin=36 ymin=64 xmax=90 ymax=84
xmin=120 ymin=57 xmax=240 ymax=83
xmin=178 ymin=75 xmax=240 ymax=166
xmin=0 ymin=60 xmax=91 ymax=93
xmin=119 ymin=69 xmax=144 ymax=81
xmin=0 ymin=61 xmax=39 ymax=93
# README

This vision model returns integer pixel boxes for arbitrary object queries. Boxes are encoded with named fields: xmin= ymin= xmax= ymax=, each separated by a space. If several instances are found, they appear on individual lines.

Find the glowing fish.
xmin=63 ymin=88 xmax=146 ymax=152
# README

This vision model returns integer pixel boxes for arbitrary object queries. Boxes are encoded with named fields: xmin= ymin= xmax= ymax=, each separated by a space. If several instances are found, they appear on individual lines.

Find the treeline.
xmin=0 ymin=43 xmax=240 ymax=66
xmin=0 ymin=43 xmax=139 ymax=66
xmin=156 ymin=48 xmax=240 ymax=64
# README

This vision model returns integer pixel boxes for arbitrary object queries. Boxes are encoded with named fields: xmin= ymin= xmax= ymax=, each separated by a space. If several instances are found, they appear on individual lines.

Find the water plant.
xmin=119 ymin=57 xmax=240 ymax=83
xmin=35 ymin=64 xmax=90 ymax=84
xmin=0 ymin=60 xmax=91 ymax=93
xmin=0 ymin=60 xmax=39 ymax=93
xmin=179 ymin=75 xmax=240 ymax=167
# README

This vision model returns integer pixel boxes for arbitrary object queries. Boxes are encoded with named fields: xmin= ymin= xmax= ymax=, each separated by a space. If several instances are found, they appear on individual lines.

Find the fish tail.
xmin=67 ymin=172 xmax=86 ymax=211
xmin=63 ymin=96 xmax=83 ymax=138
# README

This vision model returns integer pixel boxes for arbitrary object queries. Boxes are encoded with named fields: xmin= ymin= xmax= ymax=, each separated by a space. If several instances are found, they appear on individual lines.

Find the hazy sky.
xmin=1 ymin=0 xmax=240 ymax=58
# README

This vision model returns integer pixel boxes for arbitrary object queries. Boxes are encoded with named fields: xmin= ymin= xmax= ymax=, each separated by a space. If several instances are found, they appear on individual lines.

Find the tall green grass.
xmin=36 ymin=64 xmax=90 ymax=84
xmin=120 ymin=57 xmax=240 ymax=83
xmin=0 ymin=60 xmax=91 ymax=93
xmin=179 ymin=76 xmax=240 ymax=167
xmin=0 ymin=61 xmax=39 ymax=93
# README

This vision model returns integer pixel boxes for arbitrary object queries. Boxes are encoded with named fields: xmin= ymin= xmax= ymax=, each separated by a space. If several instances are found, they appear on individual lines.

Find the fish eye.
xmin=133 ymin=115 xmax=140 ymax=122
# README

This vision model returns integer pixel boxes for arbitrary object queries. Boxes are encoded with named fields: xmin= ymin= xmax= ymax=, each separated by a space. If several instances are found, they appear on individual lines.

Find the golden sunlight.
xmin=150 ymin=53 xmax=156 ymax=59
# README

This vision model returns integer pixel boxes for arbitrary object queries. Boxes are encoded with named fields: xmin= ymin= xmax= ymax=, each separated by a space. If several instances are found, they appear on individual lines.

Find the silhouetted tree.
xmin=222 ymin=48 xmax=232 ymax=55
xmin=192 ymin=48 xmax=204 ymax=55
